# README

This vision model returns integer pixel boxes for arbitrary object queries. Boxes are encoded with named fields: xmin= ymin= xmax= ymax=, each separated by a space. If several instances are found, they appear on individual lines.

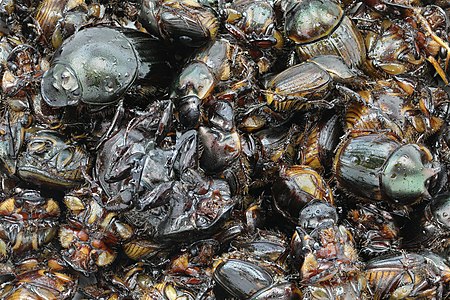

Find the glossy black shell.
xmin=213 ymin=259 xmax=273 ymax=299
xmin=41 ymin=26 xmax=172 ymax=106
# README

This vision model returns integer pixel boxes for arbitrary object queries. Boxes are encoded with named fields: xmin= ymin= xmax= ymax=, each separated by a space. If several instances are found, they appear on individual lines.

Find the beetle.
xmin=220 ymin=0 xmax=284 ymax=50
xmin=0 ymin=189 xmax=60 ymax=261
xmin=140 ymin=0 xmax=219 ymax=47
xmin=0 ymin=249 xmax=78 ymax=300
xmin=333 ymin=131 xmax=440 ymax=206
xmin=41 ymin=26 xmax=172 ymax=107
xmin=365 ymin=252 xmax=450 ymax=299
xmin=171 ymin=38 xmax=256 ymax=128
xmin=17 ymin=128 xmax=91 ymax=189
xmin=290 ymin=200 xmax=365 ymax=297
xmin=59 ymin=183 xmax=133 ymax=275
xmin=264 ymin=55 xmax=360 ymax=112
xmin=283 ymin=0 xmax=366 ymax=69
xmin=346 ymin=203 xmax=401 ymax=258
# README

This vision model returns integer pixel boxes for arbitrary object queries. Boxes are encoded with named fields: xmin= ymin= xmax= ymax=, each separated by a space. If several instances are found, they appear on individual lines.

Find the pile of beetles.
xmin=2 ymin=0 xmax=450 ymax=299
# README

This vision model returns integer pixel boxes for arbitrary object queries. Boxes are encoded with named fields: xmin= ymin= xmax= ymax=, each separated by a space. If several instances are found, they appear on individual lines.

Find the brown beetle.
xmin=283 ymin=0 xmax=366 ymax=69
xmin=0 ymin=189 xmax=60 ymax=261
xmin=59 ymin=184 xmax=133 ymax=275
xmin=0 ymin=249 xmax=78 ymax=300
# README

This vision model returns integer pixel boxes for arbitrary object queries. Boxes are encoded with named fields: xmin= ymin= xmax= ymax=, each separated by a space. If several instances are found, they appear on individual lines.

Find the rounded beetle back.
xmin=41 ymin=27 xmax=139 ymax=106
xmin=284 ymin=0 xmax=343 ymax=45
xmin=333 ymin=133 xmax=401 ymax=201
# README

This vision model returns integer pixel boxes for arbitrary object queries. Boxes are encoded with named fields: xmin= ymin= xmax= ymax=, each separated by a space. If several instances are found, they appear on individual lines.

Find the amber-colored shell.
xmin=35 ymin=0 xmax=68 ymax=41
xmin=365 ymin=253 xmax=442 ymax=299
xmin=284 ymin=0 xmax=343 ymax=44
xmin=123 ymin=239 xmax=163 ymax=261
xmin=272 ymin=165 xmax=334 ymax=225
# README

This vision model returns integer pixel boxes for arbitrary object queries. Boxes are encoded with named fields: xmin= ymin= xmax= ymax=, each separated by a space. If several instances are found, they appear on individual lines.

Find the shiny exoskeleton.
xmin=0 ymin=36 xmax=14 ymax=76
xmin=0 ymin=249 xmax=78 ymax=300
xmin=0 ymin=103 xmax=32 ymax=183
xmin=365 ymin=252 xmax=450 ymax=299
xmin=291 ymin=200 xmax=365 ymax=298
xmin=272 ymin=165 xmax=334 ymax=225
xmin=220 ymin=229 xmax=291 ymax=274
xmin=363 ymin=16 xmax=427 ymax=77
xmin=140 ymin=0 xmax=219 ymax=47
xmin=244 ymin=124 xmax=301 ymax=186
xmin=220 ymin=0 xmax=283 ymax=49
xmin=298 ymin=113 xmax=343 ymax=174
xmin=347 ymin=203 xmax=401 ymax=258
xmin=83 ymin=262 xmax=197 ymax=299
xmin=248 ymin=282 xmax=302 ymax=300
xmin=161 ymin=239 xmax=219 ymax=297
xmin=0 ymin=189 xmax=60 ymax=261
xmin=194 ymin=99 xmax=259 ymax=196
xmin=17 ymin=128 xmax=91 ymax=189
xmin=334 ymin=132 xmax=440 ymax=206
xmin=342 ymin=80 xmax=445 ymax=141
xmin=282 ymin=0 xmax=366 ymax=69
xmin=403 ymin=193 xmax=450 ymax=253
xmin=123 ymin=173 xmax=236 ymax=260
xmin=32 ymin=0 xmax=102 ymax=49
xmin=2 ymin=43 xmax=42 ymax=97
xmin=171 ymin=38 xmax=255 ymax=128
xmin=95 ymin=102 xmax=175 ymax=210
xmin=3 ymin=0 xmax=450 ymax=298
xmin=213 ymin=259 xmax=274 ymax=299
xmin=198 ymin=100 xmax=241 ymax=174
xmin=265 ymin=55 xmax=359 ymax=112
xmin=211 ymin=229 xmax=300 ymax=299
xmin=59 ymin=184 xmax=133 ymax=275
xmin=41 ymin=26 xmax=172 ymax=107
xmin=357 ymin=2 xmax=450 ymax=82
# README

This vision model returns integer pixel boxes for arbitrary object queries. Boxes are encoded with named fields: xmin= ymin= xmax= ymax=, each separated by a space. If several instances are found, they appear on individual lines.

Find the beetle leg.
xmin=336 ymin=85 xmax=367 ymax=106
xmin=236 ymin=102 xmax=267 ymax=118
xmin=135 ymin=181 xmax=175 ymax=211
xmin=169 ymin=129 xmax=198 ymax=179
xmin=426 ymin=56 xmax=448 ymax=85
xmin=412 ymin=7 xmax=450 ymax=77
xmin=155 ymin=100 xmax=174 ymax=147
xmin=103 ymin=191 xmax=134 ymax=211
xmin=303 ymin=97 xmax=337 ymax=110
xmin=224 ymin=23 xmax=249 ymax=44
xmin=104 ymin=144 xmax=145 ymax=183
xmin=216 ymin=59 xmax=256 ymax=101
xmin=95 ymin=99 xmax=125 ymax=151
xmin=81 ymin=168 xmax=98 ymax=189
xmin=409 ymin=279 xmax=435 ymax=298
xmin=286 ymin=50 xmax=299 ymax=68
